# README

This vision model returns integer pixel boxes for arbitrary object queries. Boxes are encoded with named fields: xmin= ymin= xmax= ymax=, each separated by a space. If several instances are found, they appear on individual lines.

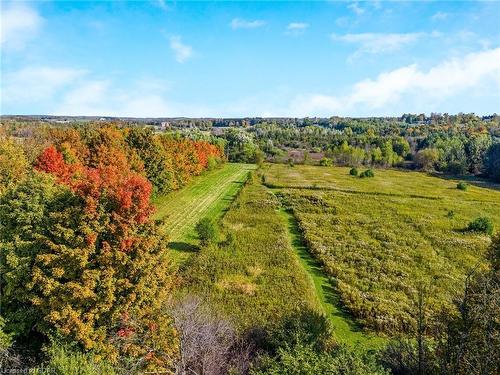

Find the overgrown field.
xmin=180 ymin=175 xmax=321 ymax=331
xmin=263 ymin=164 xmax=500 ymax=334
xmin=153 ymin=163 xmax=255 ymax=261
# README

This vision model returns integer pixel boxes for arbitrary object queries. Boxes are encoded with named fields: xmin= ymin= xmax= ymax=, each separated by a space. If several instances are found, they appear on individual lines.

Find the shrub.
xmin=349 ymin=167 xmax=358 ymax=176
xmin=360 ymin=169 xmax=375 ymax=178
xmin=207 ymin=156 xmax=219 ymax=170
xmin=319 ymin=157 xmax=332 ymax=167
xmin=457 ymin=182 xmax=468 ymax=191
xmin=36 ymin=343 xmax=116 ymax=375
xmin=251 ymin=343 xmax=388 ymax=375
xmin=195 ymin=217 xmax=219 ymax=246
xmin=466 ymin=217 xmax=494 ymax=235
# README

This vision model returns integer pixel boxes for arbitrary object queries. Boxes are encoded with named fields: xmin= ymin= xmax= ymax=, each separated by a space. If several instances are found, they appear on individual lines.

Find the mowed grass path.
xmin=153 ymin=163 xmax=256 ymax=263
xmin=278 ymin=207 xmax=386 ymax=349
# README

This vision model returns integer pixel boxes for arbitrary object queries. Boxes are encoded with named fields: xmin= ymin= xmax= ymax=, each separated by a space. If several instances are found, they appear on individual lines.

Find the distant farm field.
xmin=153 ymin=163 xmax=256 ymax=261
xmin=263 ymin=164 xmax=500 ymax=334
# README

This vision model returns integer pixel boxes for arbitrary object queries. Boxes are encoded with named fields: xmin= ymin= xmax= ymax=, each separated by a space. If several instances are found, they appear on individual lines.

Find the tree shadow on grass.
xmin=283 ymin=209 xmax=366 ymax=334
xmin=432 ymin=173 xmax=500 ymax=191
xmin=169 ymin=241 xmax=199 ymax=253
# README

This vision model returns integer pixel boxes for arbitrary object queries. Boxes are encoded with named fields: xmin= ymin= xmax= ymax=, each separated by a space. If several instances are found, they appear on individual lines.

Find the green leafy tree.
xmin=392 ymin=136 xmax=411 ymax=158
xmin=195 ymin=218 xmax=219 ymax=247
xmin=126 ymin=127 xmax=172 ymax=195
xmin=0 ymin=137 xmax=29 ymax=193
xmin=466 ymin=134 xmax=492 ymax=174
xmin=485 ymin=143 xmax=500 ymax=182
xmin=415 ymin=149 xmax=439 ymax=171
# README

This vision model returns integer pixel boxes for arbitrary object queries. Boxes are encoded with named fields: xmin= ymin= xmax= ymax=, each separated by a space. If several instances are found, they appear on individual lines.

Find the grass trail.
xmin=153 ymin=163 xmax=256 ymax=263
xmin=277 ymin=206 xmax=386 ymax=349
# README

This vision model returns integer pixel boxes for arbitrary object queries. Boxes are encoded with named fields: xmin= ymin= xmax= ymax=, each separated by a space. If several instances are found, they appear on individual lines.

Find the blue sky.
xmin=1 ymin=0 xmax=499 ymax=117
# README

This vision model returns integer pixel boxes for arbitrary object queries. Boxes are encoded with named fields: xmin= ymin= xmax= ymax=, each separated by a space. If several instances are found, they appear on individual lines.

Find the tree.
xmin=433 ymin=137 xmax=468 ymax=174
xmin=0 ymin=137 xmax=29 ymax=193
xmin=126 ymin=127 xmax=172 ymax=195
xmin=393 ymin=137 xmax=411 ymax=158
xmin=195 ymin=218 xmax=218 ymax=247
xmin=381 ymin=140 xmax=398 ymax=166
xmin=415 ymin=149 xmax=439 ymax=171
xmin=435 ymin=246 xmax=499 ymax=375
xmin=466 ymin=134 xmax=492 ymax=174
xmin=1 ymin=148 xmax=178 ymax=368
xmin=171 ymin=297 xmax=252 ymax=375
xmin=485 ymin=143 xmax=500 ymax=182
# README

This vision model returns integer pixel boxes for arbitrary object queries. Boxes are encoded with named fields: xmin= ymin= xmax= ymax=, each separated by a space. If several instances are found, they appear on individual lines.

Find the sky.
xmin=1 ymin=0 xmax=499 ymax=117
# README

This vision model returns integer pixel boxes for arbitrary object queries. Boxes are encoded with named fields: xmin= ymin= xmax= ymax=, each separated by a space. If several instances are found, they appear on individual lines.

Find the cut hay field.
xmin=263 ymin=164 xmax=500 ymax=335
xmin=153 ymin=163 xmax=256 ymax=262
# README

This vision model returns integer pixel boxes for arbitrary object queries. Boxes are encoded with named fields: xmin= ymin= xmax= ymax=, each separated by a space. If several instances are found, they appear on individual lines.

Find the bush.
xmin=466 ymin=217 xmax=494 ymax=235
xmin=349 ymin=167 xmax=358 ymax=176
xmin=319 ymin=157 xmax=332 ymax=167
xmin=35 ymin=343 xmax=116 ymax=375
xmin=457 ymin=182 xmax=468 ymax=191
xmin=360 ymin=169 xmax=375 ymax=178
xmin=207 ymin=156 xmax=219 ymax=170
xmin=195 ymin=217 xmax=219 ymax=246
xmin=251 ymin=343 xmax=388 ymax=375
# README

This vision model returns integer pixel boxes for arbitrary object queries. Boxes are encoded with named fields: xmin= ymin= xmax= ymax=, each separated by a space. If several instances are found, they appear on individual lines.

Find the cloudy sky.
xmin=1 ymin=0 xmax=499 ymax=117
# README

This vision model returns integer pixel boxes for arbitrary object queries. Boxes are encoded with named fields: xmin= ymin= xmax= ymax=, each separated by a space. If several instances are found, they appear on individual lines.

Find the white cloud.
xmin=0 ymin=3 xmax=43 ymax=50
xmin=431 ymin=11 xmax=449 ymax=21
xmin=169 ymin=36 xmax=193 ymax=63
xmin=287 ymin=22 xmax=309 ymax=31
xmin=56 ymin=84 xmax=173 ymax=117
xmin=1 ymin=66 xmax=86 ymax=106
xmin=153 ymin=0 xmax=169 ymax=11
xmin=230 ymin=18 xmax=266 ymax=29
xmin=4 ymin=47 xmax=499 ymax=118
xmin=286 ymin=47 xmax=500 ymax=116
xmin=331 ymin=32 xmax=439 ymax=58
xmin=285 ymin=22 xmax=309 ymax=36
xmin=347 ymin=2 xmax=365 ymax=16
xmin=0 ymin=64 xmax=181 ymax=116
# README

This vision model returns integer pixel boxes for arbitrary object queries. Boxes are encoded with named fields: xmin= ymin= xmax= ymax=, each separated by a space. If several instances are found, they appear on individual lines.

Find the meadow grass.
xmin=263 ymin=164 xmax=500 ymax=334
xmin=180 ymin=176 xmax=321 ymax=332
xmin=153 ymin=163 xmax=255 ymax=263
xmin=278 ymin=208 xmax=386 ymax=349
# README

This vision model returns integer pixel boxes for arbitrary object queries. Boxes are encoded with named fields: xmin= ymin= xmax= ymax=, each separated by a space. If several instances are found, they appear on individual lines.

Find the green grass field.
xmin=153 ymin=163 xmax=255 ymax=262
xmin=263 ymin=164 xmax=500 ymax=335
xmin=277 ymin=208 xmax=385 ymax=348
xmin=181 ymin=176 xmax=321 ymax=331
